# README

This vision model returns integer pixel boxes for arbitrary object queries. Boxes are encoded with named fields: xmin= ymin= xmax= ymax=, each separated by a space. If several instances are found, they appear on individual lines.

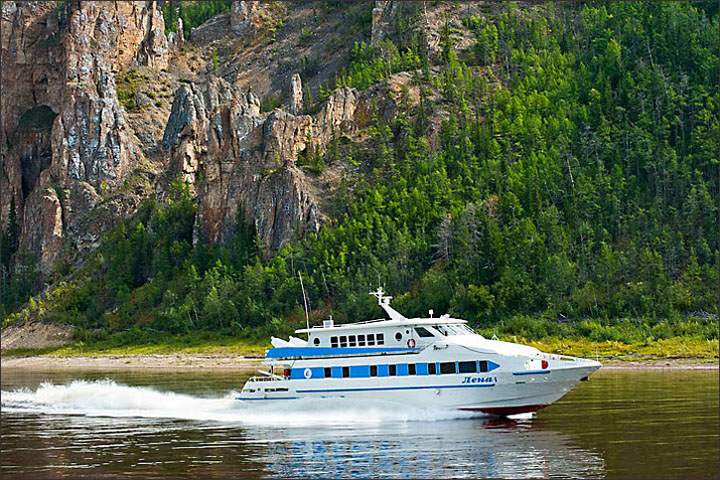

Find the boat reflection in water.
xmin=255 ymin=415 xmax=605 ymax=479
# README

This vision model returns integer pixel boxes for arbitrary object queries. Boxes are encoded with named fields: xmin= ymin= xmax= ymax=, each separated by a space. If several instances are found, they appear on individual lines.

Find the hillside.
xmin=1 ymin=1 xmax=718 ymax=352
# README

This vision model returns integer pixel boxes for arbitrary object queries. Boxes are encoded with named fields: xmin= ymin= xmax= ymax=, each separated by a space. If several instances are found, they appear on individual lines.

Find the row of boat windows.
xmin=314 ymin=360 xmax=492 ymax=379
xmin=245 ymin=387 xmax=289 ymax=393
xmin=319 ymin=324 xmax=476 ymax=347
xmin=329 ymin=333 xmax=385 ymax=347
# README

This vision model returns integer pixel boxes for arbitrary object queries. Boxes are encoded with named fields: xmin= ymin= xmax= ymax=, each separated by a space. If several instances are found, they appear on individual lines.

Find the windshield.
xmin=433 ymin=324 xmax=476 ymax=336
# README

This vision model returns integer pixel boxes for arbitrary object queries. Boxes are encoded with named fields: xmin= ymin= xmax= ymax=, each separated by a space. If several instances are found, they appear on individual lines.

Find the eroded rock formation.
xmin=371 ymin=1 xmax=397 ymax=45
xmin=1 ymin=1 xmax=168 ymax=273
xmin=230 ymin=1 xmax=262 ymax=35
xmin=162 ymin=76 xmax=397 ymax=257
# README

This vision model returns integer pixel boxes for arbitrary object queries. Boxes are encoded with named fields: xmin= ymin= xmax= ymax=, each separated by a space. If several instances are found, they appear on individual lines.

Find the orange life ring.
xmin=407 ymin=338 xmax=416 ymax=348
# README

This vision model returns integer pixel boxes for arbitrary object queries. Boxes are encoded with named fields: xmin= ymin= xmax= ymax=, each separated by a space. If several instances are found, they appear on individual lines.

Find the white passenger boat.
xmin=238 ymin=289 xmax=601 ymax=415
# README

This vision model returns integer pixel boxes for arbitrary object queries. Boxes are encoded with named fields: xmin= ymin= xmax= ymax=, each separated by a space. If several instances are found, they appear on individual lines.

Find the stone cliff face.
xmin=162 ymin=75 xmax=396 ymax=257
xmin=1 ymin=1 xmax=168 ymax=273
xmin=2 ymin=0 xmax=404 ymax=278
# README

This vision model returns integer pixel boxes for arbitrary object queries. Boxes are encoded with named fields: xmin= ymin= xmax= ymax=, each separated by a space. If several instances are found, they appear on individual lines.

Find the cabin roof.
xmin=295 ymin=317 xmax=467 ymax=334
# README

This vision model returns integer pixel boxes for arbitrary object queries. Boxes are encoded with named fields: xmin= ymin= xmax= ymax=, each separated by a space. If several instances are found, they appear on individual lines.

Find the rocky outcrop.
xmin=162 ymin=77 xmax=245 ymax=183
xmin=1 ymin=2 xmax=63 ymax=228
xmin=19 ymin=174 xmax=63 ymax=272
xmin=136 ymin=2 xmax=169 ymax=69
xmin=230 ymin=1 xmax=262 ymax=35
xmin=1 ymin=1 xmax=169 ymax=274
xmin=162 ymin=75 xmax=397 ymax=257
xmin=371 ymin=1 xmax=397 ymax=45
xmin=290 ymin=73 xmax=303 ymax=115
xmin=168 ymin=17 xmax=184 ymax=45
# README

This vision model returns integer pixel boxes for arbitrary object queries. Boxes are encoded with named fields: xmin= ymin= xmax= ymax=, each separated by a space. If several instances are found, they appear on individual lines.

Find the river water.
xmin=1 ymin=367 xmax=717 ymax=479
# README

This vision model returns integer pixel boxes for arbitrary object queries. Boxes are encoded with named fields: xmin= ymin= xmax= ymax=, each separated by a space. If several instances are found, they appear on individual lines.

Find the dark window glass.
xmin=349 ymin=335 xmax=357 ymax=347
xmin=367 ymin=334 xmax=375 ymax=346
xmin=370 ymin=365 xmax=378 ymax=377
xmin=313 ymin=337 xmax=320 ymax=346
xmin=428 ymin=363 xmax=437 ymax=375
xmin=389 ymin=364 xmax=397 ymax=376
xmin=324 ymin=367 xmax=331 ymax=378
xmin=377 ymin=333 xmax=384 ymax=345
xmin=440 ymin=362 xmax=457 ymax=374
xmin=340 ymin=336 xmax=348 ymax=348
xmin=358 ymin=334 xmax=366 ymax=346
xmin=395 ymin=332 xmax=402 ymax=341
xmin=459 ymin=361 xmax=477 ymax=373
xmin=408 ymin=363 xmax=416 ymax=375
xmin=414 ymin=327 xmax=434 ymax=338
xmin=331 ymin=337 xmax=338 ymax=348
xmin=342 ymin=366 xmax=350 ymax=378
xmin=479 ymin=360 xmax=488 ymax=372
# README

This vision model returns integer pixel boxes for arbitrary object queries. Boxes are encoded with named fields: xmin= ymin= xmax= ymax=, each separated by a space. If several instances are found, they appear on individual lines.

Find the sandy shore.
xmin=1 ymin=354 xmax=263 ymax=371
xmin=0 ymin=353 xmax=716 ymax=371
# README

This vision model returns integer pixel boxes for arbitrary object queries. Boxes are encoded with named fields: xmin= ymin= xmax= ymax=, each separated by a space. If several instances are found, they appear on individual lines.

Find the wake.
xmin=1 ymin=379 xmax=481 ymax=425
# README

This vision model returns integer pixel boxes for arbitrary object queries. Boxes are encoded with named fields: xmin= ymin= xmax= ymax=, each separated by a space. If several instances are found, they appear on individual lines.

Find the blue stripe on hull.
xmin=296 ymin=383 xmax=496 ymax=394
xmin=235 ymin=396 xmax=300 ymax=401
xmin=266 ymin=346 xmax=418 ymax=358
xmin=512 ymin=370 xmax=551 ymax=375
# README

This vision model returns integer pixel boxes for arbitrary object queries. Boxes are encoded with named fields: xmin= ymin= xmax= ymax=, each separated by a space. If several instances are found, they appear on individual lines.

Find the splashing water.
xmin=1 ymin=379 xmax=482 ymax=426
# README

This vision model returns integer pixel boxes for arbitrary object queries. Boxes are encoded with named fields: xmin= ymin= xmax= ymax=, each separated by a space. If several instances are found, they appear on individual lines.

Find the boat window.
xmin=395 ymin=332 xmax=402 ymax=341
xmin=340 ymin=336 xmax=348 ymax=348
xmin=313 ymin=337 xmax=320 ymax=346
xmin=331 ymin=336 xmax=338 ymax=348
xmin=389 ymin=364 xmax=397 ymax=376
xmin=349 ymin=335 xmax=357 ymax=347
xmin=324 ymin=367 xmax=332 ymax=378
xmin=370 ymin=365 xmax=378 ymax=377
xmin=435 ymin=325 xmax=450 ymax=336
xmin=450 ymin=325 xmax=468 ymax=335
xmin=377 ymin=333 xmax=385 ymax=345
xmin=440 ymin=362 xmax=457 ymax=374
xmin=342 ymin=366 xmax=350 ymax=378
xmin=428 ymin=362 xmax=437 ymax=375
xmin=414 ymin=327 xmax=434 ymax=338
xmin=459 ymin=361 xmax=477 ymax=373
xmin=358 ymin=334 xmax=366 ymax=346
xmin=479 ymin=360 xmax=488 ymax=373
xmin=459 ymin=324 xmax=475 ymax=334
xmin=408 ymin=363 xmax=416 ymax=375
xmin=367 ymin=334 xmax=376 ymax=346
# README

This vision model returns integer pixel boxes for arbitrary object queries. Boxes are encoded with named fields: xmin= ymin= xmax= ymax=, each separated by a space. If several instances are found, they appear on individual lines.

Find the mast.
xmin=369 ymin=287 xmax=408 ymax=322
xmin=299 ymin=271 xmax=310 ymax=332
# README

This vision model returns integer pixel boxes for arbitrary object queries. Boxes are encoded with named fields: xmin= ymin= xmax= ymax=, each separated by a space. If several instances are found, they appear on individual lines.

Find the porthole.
xmin=395 ymin=332 xmax=403 ymax=341
xmin=313 ymin=337 xmax=320 ymax=346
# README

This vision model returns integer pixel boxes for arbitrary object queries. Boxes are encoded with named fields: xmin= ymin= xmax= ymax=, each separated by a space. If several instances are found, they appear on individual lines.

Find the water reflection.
xmin=2 ymin=368 xmax=717 ymax=479
xmin=256 ymin=419 xmax=604 ymax=478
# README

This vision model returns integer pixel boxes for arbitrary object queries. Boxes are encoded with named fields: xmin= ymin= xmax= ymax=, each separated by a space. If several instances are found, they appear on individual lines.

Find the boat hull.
xmin=238 ymin=360 xmax=600 ymax=414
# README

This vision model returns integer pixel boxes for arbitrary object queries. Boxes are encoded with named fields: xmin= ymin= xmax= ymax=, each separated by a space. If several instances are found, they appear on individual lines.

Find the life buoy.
xmin=407 ymin=338 xmax=416 ymax=348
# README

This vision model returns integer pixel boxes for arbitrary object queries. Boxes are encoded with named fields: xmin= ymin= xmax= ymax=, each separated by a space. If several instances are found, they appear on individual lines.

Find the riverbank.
xmin=1 ymin=353 xmax=263 ymax=371
xmin=1 ymin=351 xmax=716 ymax=371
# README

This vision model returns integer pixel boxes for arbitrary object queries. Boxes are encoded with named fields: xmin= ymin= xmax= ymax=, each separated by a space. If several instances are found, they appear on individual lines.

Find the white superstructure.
xmin=238 ymin=289 xmax=601 ymax=415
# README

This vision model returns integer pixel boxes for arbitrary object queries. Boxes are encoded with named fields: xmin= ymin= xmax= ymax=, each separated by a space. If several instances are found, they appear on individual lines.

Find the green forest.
xmin=2 ymin=2 xmax=718 ymax=351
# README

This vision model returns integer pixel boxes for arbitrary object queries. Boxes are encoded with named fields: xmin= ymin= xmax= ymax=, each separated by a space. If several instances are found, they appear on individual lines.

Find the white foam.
xmin=1 ymin=379 xmax=480 ymax=426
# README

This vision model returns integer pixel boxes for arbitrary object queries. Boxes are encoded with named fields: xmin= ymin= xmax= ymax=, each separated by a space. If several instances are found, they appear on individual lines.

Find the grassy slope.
xmin=3 ymin=334 xmax=717 ymax=363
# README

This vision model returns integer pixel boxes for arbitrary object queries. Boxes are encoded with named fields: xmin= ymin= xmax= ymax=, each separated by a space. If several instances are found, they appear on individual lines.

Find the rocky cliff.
xmin=161 ymin=73 xmax=395 ymax=256
xmin=2 ymin=0 xmax=432 ymax=276
xmin=2 ymin=1 xmax=168 ymax=274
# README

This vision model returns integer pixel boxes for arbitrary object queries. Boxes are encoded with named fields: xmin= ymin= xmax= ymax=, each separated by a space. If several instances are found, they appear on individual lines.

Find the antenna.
xmin=369 ymin=287 xmax=407 ymax=322
xmin=299 ymin=271 xmax=310 ymax=332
